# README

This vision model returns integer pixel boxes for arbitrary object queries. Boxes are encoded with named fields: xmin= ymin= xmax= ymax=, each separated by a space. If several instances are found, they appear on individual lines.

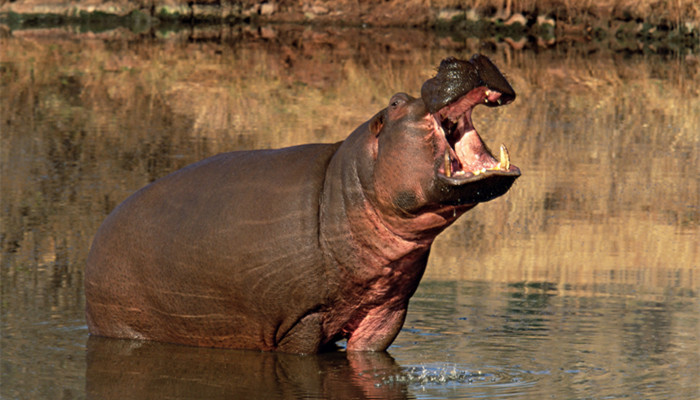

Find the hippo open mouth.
xmin=422 ymin=55 xmax=521 ymax=205
xmin=433 ymin=87 xmax=520 ymax=181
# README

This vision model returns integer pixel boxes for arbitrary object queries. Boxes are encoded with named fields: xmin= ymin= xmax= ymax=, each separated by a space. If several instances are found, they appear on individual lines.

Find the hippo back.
xmin=85 ymin=143 xmax=341 ymax=350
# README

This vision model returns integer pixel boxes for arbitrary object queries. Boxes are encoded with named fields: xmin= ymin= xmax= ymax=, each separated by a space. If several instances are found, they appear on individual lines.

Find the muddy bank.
xmin=1 ymin=0 xmax=698 ymax=52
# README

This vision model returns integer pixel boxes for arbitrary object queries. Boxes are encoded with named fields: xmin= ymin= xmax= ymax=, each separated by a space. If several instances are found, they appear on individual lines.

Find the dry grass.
xmin=1 ymin=32 xmax=698 ymax=291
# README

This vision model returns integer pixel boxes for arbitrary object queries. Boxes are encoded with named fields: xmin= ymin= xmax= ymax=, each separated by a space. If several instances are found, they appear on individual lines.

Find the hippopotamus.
xmin=85 ymin=54 xmax=520 ymax=353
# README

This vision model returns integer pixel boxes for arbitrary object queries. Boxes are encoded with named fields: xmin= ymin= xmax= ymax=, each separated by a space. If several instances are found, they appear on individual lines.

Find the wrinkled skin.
xmin=85 ymin=54 xmax=520 ymax=353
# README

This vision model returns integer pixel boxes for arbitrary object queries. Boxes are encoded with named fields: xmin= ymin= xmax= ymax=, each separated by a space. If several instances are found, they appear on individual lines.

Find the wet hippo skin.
xmin=85 ymin=54 xmax=520 ymax=353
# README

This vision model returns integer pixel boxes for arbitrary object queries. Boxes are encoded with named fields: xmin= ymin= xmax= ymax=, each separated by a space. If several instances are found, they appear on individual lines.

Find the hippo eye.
xmin=388 ymin=93 xmax=410 ymax=109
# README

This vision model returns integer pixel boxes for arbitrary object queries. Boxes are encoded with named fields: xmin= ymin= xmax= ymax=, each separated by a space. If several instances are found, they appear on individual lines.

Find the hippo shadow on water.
xmin=85 ymin=336 xmax=409 ymax=399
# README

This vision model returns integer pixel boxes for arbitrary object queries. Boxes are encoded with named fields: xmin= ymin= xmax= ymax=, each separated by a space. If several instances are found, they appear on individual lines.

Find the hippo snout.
xmin=421 ymin=54 xmax=516 ymax=113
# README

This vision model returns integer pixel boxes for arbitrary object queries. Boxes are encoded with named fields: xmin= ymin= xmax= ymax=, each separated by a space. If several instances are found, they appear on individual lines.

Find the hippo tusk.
xmin=444 ymin=150 xmax=452 ymax=177
xmin=497 ymin=144 xmax=510 ymax=171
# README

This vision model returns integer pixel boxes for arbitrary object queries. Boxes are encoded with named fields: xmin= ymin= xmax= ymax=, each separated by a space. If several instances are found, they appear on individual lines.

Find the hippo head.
xmin=365 ymin=55 xmax=520 ymax=225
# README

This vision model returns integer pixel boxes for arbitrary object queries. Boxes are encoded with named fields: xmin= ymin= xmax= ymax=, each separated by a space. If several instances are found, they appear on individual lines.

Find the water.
xmin=1 ymin=25 xmax=699 ymax=399
xmin=2 ymin=279 xmax=697 ymax=399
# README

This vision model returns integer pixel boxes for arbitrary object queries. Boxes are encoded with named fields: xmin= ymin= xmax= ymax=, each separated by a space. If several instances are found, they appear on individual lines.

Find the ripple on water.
xmin=375 ymin=363 xmax=546 ymax=397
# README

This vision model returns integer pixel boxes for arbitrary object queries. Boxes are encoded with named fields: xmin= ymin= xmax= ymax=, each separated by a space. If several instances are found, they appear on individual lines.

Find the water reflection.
xmin=502 ymin=282 xmax=556 ymax=336
xmin=86 ymin=337 xmax=408 ymax=400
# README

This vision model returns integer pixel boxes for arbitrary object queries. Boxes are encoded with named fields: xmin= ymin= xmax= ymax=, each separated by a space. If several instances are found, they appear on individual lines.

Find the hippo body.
xmin=85 ymin=55 xmax=520 ymax=353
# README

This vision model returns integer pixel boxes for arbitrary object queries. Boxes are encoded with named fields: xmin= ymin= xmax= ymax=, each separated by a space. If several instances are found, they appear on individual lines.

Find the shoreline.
xmin=1 ymin=1 xmax=698 ymax=52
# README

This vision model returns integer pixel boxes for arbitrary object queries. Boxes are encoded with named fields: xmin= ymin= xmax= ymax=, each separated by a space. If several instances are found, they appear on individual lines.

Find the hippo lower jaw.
xmin=431 ymin=86 xmax=521 ymax=205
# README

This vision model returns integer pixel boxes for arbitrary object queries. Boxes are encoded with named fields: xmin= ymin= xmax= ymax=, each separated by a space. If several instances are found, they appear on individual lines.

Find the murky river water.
xmin=1 ymin=25 xmax=699 ymax=399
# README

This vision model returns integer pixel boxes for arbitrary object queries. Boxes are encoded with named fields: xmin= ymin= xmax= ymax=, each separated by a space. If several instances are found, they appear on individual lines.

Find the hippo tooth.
xmin=444 ymin=150 xmax=452 ymax=177
xmin=497 ymin=144 xmax=510 ymax=170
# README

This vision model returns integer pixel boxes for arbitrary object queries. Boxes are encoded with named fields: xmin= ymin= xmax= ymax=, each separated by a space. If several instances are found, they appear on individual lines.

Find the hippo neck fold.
xmin=319 ymin=124 xmax=438 ymax=279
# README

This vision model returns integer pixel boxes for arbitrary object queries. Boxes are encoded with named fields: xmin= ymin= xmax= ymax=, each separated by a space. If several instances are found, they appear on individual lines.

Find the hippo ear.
xmin=369 ymin=113 xmax=384 ymax=137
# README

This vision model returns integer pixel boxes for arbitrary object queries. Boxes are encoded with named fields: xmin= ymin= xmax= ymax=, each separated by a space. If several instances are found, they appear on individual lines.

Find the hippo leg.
xmin=346 ymin=307 xmax=407 ymax=351
xmin=277 ymin=312 xmax=324 ymax=354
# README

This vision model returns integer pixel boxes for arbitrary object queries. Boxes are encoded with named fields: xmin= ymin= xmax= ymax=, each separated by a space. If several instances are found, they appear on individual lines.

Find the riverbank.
xmin=1 ymin=0 xmax=698 ymax=52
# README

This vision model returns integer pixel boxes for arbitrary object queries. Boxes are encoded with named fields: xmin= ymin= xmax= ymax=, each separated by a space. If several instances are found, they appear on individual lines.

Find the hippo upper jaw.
xmin=428 ymin=84 xmax=521 ymax=205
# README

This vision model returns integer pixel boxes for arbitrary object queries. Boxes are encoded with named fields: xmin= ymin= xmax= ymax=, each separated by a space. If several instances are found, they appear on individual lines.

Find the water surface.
xmin=1 ymin=25 xmax=698 ymax=399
